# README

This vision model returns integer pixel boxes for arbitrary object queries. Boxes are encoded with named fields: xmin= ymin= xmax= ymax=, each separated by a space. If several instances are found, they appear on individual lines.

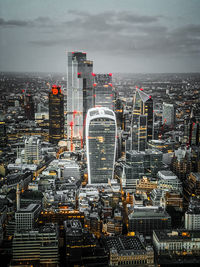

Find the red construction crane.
xmin=70 ymin=121 xmax=74 ymax=151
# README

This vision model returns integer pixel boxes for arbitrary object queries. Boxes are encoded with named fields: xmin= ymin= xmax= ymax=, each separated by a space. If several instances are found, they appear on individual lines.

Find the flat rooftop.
xmin=104 ymin=236 xmax=145 ymax=254
xmin=154 ymin=229 xmax=200 ymax=241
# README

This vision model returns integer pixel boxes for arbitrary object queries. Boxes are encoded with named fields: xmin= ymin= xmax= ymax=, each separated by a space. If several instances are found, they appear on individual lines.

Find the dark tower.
xmin=0 ymin=121 xmax=7 ymax=148
xmin=49 ymin=85 xmax=64 ymax=144
xmin=24 ymin=94 xmax=35 ymax=120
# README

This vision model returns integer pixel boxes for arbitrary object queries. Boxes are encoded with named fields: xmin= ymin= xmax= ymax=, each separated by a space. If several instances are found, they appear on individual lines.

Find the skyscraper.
xmin=24 ymin=136 xmax=42 ymax=164
xmin=49 ymin=85 xmax=64 ymax=144
xmin=162 ymin=102 xmax=175 ymax=126
xmin=183 ymin=110 xmax=200 ymax=146
xmin=86 ymin=107 xmax=117 ymax=184
xmin=93 ymin=73 xmax=113 ymax=109
xmin=24 ymin=94 xmax=35 ymax=120
xmin=0 ymin=121 xmax=7 ymax=148
xmin=67 ymin=51 xmax=93 ymax=141
xmin=131 ymin=88 xmax=153 ymax=151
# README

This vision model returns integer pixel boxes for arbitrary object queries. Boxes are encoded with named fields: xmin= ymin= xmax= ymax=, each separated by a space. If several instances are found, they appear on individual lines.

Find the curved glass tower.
xmin=86 ymin=107 xmax=117 ymax=184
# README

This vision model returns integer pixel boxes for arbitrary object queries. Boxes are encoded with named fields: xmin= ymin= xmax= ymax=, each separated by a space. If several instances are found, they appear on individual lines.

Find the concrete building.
xmin=128 ymin=206 xmax=171 ymax=236
xmin=12 ymin=224 xmax=59 ymax=266
xmin=185 ymin=197 xmax=200 ymax=230
xmin=15 ymin=203 xmax=41 ymax=231
xmin=103 ymin=235 xmax=154 ymax=266
xmin=157 ymin=170 xmax=182 ymax=193
xmin=153 ymin=229 xmax=200 ymax=256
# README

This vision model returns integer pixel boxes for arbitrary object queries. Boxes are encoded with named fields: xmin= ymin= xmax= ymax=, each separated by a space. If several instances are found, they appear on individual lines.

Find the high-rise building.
xmin=131 ymin=88 xmax=153 ymax=151
xmin=67 ymin=51 xmax=93 ymax=141
xmin=183 ymin=112 xmax=200 ymax=146
xmin=0 ymin=121 xmax=7 ymax=148
xmin=12 ymin=224 xmax=59 ymax=266
xmin=170 ymin=147 xmax=192 ymax=181
xmin=24 ymin=136 xmax=42 ymax=164
xmin=24 ymin=94 xmax=35 ymax=120
xmin=49 ymin=85 xmax=64 ymax=144
xmin=15 ymin=204 xmax=41 ymax=231
xmin=93 ymin=73 xmax=113 ymax=109
xmin=162 ymin=102 xmax=175 ymax=126
xmin=86 ymin=107 xmax=117 ymax=184
xmin=122 ymin=149 xmax=163 ymax=189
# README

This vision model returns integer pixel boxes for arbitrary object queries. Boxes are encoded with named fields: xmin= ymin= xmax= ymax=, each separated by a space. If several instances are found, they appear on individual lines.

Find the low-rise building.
xmin=103 ymin=235 xmax=154 ymax=266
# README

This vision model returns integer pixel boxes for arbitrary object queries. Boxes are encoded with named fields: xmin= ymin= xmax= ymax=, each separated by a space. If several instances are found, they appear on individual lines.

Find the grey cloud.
xmin=0 ymin=18 xmax=30 ymax=27
xmin=117 ymin=11 xmax=161 ymax=24
xmin=25 ymin=11 xmax=200 ymax=58
xmin=0 ymin=16 xmax=58 ymax=28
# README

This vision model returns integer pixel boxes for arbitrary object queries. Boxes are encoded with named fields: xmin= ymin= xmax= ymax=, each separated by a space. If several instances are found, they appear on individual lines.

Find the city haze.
xmin=0 ymin=0 xmax=200 ymax=73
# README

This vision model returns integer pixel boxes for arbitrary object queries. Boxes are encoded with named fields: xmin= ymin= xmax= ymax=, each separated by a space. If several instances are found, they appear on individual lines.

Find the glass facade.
xmin=162 ymin=102 xmax=175 ymax=126
xmin=131 ymin=88 xmax=153 ymax=151
xmin=94 ymin=74 xmax=113 ymax=110
xmin=86 ymin=107 xmax=117 ymax=184
xmin=67 ymin=52 xmax=93 ymax=139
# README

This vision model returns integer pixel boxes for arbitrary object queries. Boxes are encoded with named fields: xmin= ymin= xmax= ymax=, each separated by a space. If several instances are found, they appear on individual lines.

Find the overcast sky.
xmin=0 ymin=0 xmax=200 ymax=73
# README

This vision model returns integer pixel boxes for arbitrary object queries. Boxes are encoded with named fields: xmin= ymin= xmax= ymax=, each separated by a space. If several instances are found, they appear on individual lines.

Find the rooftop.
xmin=154 ymin=229 xmax=200 ymax=241
xmin=16 ymin=203 xmax=40 ymax=213
xmin=104 ymin=236 xmax=145 ymax=255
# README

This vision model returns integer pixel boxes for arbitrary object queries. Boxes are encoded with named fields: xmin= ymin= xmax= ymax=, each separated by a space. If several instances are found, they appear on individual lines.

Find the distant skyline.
xmin=0 ymin=0 xmax=200 ymax=73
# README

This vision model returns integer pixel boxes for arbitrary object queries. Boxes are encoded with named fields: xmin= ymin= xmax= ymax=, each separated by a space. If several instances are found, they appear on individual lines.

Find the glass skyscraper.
xmin=162 ymin=102 xmax=175 ymax=126
xmin=67 ymin=51 xmax=93 ymax=140
xmin=131 ymin=88 xmax=153 ymax=151
xmin=93 ymin=73 xmax=113 ymax=110
xmin=86 ymin=107 xmax=117 ymax=184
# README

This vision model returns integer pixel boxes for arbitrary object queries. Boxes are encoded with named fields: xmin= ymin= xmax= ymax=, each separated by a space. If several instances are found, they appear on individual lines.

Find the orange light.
xmin=52 ymin=88 xmax=58 ymax=95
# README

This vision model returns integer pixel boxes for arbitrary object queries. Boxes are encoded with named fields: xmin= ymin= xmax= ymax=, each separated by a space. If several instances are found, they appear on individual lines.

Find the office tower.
xmin=128 ymin=206 xmax=171 ymax=236
xmin=24 ymin=94 xmax=35 ymax=120
xmin=183 ymin=172 xmax=200 ymax=206
xmin=131 ymin=88 xmax=153 ymax=151
xmin=162 ymin=102 xmax=175 ymax=126
xmin=123 ymin=149 xmax=163 ymax=189
xmin=15 ymin=204 xmax=41 ymax=231
xmin=183 ymin=111 xmax=200 ymax=146
xmin=86 ymin=107 xmax=117 ymax=184
xmin=67 ymin=51 xmax=93 ymax=141
xmin=157 ymin=170 xmax=182 ymax=193
xmin=24 ymin=136 xmax=42 ymax=164
xmin=115 ymin=98 xmax=124 ymax=129
xmin=170 ymin=147 xmax=192 ymax=181
xmin=0 ymin=121 xmax=7 ymax=148
xmin=93 ymin=73 xmax=113 ymax=109
xmin=12 ymin=224 xmax=59 ymax=266
xmin=64 ymin=220 xmax=107 ymax=266
xmin=49 ymin=85 xmax=64 ymax=144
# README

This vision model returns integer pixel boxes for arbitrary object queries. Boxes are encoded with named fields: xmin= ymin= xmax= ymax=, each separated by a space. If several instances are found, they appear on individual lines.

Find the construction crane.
xmin=70 ymin=121 xmax=74 ymax=152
